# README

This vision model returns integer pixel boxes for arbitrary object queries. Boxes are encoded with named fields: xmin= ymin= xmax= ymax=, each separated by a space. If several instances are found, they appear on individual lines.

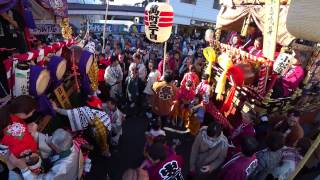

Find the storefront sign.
xmin=263 ymin=0 xmax=280 ymax=60
xmin=129 ymin=24 xmax=145 ymax=33
xmin=89 ymin=24 xmax=126 ymax=33
xmin=30 ymin=24 xmax=61 ymax=35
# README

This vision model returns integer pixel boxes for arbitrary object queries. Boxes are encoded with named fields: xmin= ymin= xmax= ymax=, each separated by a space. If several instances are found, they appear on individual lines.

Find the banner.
xmin=38 ymin=0 xmax=68 ymax=17
xmin=30 ymin=24 xmax=61 ymax=35
xmin=89 ymin=24 xmax=126 ymax=33
xmin=263 ymin=0 xmax=280 ymax=60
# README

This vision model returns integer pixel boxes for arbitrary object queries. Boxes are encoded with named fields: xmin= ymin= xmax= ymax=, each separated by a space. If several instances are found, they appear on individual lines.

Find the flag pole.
xmin=102 ymin=0 xmax=109 ymax=54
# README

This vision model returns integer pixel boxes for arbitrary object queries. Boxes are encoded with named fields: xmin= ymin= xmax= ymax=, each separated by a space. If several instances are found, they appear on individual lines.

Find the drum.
xmin=61 ymin=45 xmax=93 ymax=74
xmin=13 ymin=62 xmax=30 ymax=97
xmin=29 ymin=65 xmax=50 ymax=96
xmin=48 ymin=56 xmax=67 ymax=81
xmin=79 ymin=50 xmax=94 ymax=95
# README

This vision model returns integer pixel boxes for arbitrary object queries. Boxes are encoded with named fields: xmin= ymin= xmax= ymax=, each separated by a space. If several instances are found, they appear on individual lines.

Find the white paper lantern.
xmin=144 ymin=2 xmax=174 ymax=43
xmin=273 ymin=53 xmax=292 ymax=75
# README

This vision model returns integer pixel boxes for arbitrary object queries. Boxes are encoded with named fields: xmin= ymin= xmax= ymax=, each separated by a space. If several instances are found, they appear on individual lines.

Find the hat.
xmin=84 ymin=41 xmax=96 ymax=54
xmin=86 ymin=96 xmax=102 ymax=109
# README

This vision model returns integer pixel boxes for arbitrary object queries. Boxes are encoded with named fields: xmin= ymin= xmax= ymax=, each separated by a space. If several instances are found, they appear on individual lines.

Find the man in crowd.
xmin=272 ymin=109 xmax=304 ymax=147
xmin=219 ymin=136 xmax=258 ymax=180
xmin=152 ymin=72 xmax=177 ymax=123
xmin=190 ymin=122 xmax=229 ymax=179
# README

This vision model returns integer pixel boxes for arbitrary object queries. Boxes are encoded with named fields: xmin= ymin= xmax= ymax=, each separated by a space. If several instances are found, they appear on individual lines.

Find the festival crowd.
xmin=0 ymin=22 xmax=319 ymax=180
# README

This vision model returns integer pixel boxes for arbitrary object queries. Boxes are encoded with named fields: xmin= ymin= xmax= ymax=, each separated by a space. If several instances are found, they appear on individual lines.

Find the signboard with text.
xmin=263 ymin=0 xmax=280 ymax=60
xmin=30 ymin=24 xmax=61 ymax=35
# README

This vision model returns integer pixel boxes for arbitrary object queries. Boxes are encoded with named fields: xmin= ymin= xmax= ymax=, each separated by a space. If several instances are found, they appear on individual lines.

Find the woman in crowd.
xmin=144 ymin=60 xmax=161 ymax=107
xmin=133 ymin=52 xmax=147 ymax=82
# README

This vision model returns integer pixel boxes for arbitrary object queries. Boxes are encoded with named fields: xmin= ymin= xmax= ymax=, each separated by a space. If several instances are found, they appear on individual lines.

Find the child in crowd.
xmin=103 ymin=98 xmax=125 ymax=146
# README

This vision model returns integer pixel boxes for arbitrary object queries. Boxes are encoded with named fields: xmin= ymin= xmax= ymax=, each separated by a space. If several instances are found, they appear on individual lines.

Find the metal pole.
xmin=163 ymin=42 xmax=167 ymax=75
xmin=102 ymin=0 xmax=109 ymax=54
xmin=162 ymin=0 xmax=170 ymax=75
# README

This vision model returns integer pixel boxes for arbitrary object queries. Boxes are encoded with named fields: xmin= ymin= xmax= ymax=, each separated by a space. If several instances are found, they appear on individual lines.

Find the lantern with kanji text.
xmin=144 ymin=2 xmax=174 ymax=43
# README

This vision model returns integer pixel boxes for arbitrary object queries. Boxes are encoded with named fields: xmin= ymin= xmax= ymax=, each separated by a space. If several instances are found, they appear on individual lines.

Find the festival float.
xmin=208 ymin=0 xmax=320 ymax=117
xmin=209 ymin=0 xmax=320 ymax=178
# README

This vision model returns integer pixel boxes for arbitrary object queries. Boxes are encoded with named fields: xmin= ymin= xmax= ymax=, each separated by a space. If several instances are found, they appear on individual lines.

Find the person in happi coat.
xmin=0 ymin=95 xmax=41 ymax=173
xmin=53 ymin=96 xmax=111 ymax=156
xmin=104 ymin=55 xmax=123 ymax=100
xmin=246 ymin=37 xmax=263 ymax=57
xmin=180 ymin=65 xmax=200 ymax=91
xmin=169 ymin=80 xmax=195 ymax=131
xmin=3 ymin=128 xmax=80 ymax=180
xmin=125 ymin=63 xmax=145 ymax=108
xmin=158 ymin=53 xmax=175 ymax=77
xmin=272 ymin=57 xmax=305 ymax=98
xmin=195 ymin=74 xmax=211 ymax=105
xmin=152 ymin=72 xmax=177 ymax=121
xmin=219 ymin=136 xmax=259 ymax=180
xmin=143 ymin=142 xmax=184 ymax=180
xmin=228 ymin=111 xmax=256 ymax=157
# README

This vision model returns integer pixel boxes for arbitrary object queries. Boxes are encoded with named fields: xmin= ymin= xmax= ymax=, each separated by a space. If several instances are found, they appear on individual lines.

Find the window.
xmin=180 ymin=0 xmax=197 ymax=5
xmin=213 ymin=0 xmax=221 ymax=9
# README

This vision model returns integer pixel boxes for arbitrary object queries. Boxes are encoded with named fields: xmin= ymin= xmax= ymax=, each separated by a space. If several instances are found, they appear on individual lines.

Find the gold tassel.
xmin=90 ymin=113 xmax=109 ymax=155
xmin=88 ymin=61 xmax=99 ymax=92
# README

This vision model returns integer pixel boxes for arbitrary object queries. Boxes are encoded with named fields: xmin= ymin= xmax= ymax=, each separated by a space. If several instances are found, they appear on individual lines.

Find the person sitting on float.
xmin=271 ymin=57 xmax=305 ymax=98
xmin=0 ymin=95 xmax=42 ymax=174
xmin=195 ymin=74 xmax=211 ymax=105
xmin=246 ymin=37 xmax=263 ymax=57
xmin=228 ymin=33 xmax=242 ymax=48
